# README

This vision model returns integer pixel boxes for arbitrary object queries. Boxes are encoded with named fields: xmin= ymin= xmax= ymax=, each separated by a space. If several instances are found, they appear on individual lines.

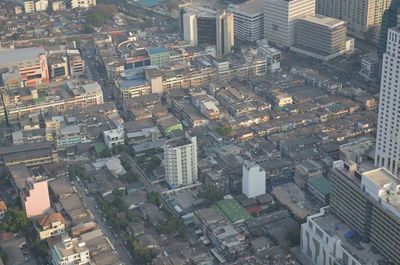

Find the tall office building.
xmin=264 ymin=0 xmax=315 ymax=47
xmin=180 ymin=7 xmax=234 ymax=56
xmin=228 ymin=0 xmax=264 ymax=43
xmin=375 ymin=27 xmax=400 ymax=175
xmin=291 ymin=14 xmax=349 ymax=60
xmin=317 ymin=0 xmax=392 ymax=41
xmin=378 ymin=0 xmax=400 ymax=79
xmin=164 ymin=132 xmax=198 ymax=188
xmin=66 ymin=0 xmax=96 ymax=9
xmin=242 ymin=161 xmax=266 ymax=198
xmin=216 ymin=11 xmax=235 ymax=56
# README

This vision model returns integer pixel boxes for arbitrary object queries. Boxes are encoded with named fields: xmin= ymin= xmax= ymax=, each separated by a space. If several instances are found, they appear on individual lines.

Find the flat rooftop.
xmin=314 ymin=211 xmax=385 ymax=265
xmin=213 ymin=198 xmax=251 ymax=224
xmin=228 ymin=0 xmax=264 ymax=15
xmin=183 ymin=5 xmax=217 ymax=18
xmin=363 ymin=168 xmax=400 ymax=187
xmin=0 ymin=47 xmax=46 ymax=66
xmin=300 ymin=14 xmax=346 ymax=28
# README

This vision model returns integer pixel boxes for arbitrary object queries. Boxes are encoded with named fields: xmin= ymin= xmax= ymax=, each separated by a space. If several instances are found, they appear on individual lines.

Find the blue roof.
xmin=120 ymin=79 xmax=147 ymax=88
xmin=147 ymin=47 xmax=168 ymax=55
xmin=136 ymin=0 xmax=165 ymax=7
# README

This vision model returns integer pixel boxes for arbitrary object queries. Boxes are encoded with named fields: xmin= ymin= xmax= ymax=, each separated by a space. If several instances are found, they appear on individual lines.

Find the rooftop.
xmin=308 ymin=176 xmax=331 ymax=196
xmin=0 ymin=47 xmax=46 ymax=66
xmin=213 ymin=198 xmax=251 ymax=224
xmin=362 ymin=168 xmax=399 ymax=187
xmin=300 ymin=14 xmax=346 ymax=28
xmin=147 ymin=47 xmax=169 ymax=55
xmin=228 ymin=0 xmax=264 ymax=15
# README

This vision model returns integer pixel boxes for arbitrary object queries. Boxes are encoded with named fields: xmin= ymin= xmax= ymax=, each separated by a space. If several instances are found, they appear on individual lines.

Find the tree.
xmin=86 ymin=4 xmax=117 ymax=27
xmin=32 ymin=240 xmax=48 ymax=257
xmin=127 ymin=237 xmax=153 ymax=264
xmin=147 ymin=192 xmax=161 ymax=207
xmin=199 ymin=185 xmax=224 ymax=205
xmin=82 ymin=23 xmax=95 ymax=34
xmin=0 ymin=247 xmax=7 ymax=264
xmin=2 ymin=208 xmax=29 ymax=233
xmin=215 ymin=125 xmax=233 ymax=136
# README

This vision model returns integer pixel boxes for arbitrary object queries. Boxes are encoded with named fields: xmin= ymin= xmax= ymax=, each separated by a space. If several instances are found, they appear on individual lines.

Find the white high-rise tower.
xmin=242 ymin=161 xmax=266 ymax=198
xmin=264 ymin=0 xmax=315 ymax=47
xmin=164 ymin=132 xmax=198 ymax=187
xmin=376 ymin=27 xmax=400 ymax=176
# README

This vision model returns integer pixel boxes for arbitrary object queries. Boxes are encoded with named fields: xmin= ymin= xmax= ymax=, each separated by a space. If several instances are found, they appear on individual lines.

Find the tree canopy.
xmin=199 ymin=185 xmax=224 ymax=205
xmin=86 ymin=5 xmax=117 ymax=27
xmin=2 ymin=208 xmax=29 ymax=233
xmin=216 ymin=125 xmax=233 ymax=136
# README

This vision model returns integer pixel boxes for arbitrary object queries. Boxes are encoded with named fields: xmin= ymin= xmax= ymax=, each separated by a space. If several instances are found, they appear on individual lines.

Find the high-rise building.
xmin=317 ymin=0 xmax=392 ymax=41
xmin=327 ymin=160 xmax=400 ymax=264
xmin=291 ymin=14 xmax=349 ymax=60
xmin=164 ymin=132 xmax=198 ymax=188
xmin=378 ymin=0 xmax=400 ymax=79
xmin=216 ymin=11 xmax=235 ymax=56
xmin=21 ymin=175 xmax=51 ymax=218
xmin=66 ymin=0 xmax=96 ymax=9
xmin=180 ymin=7 xmax=234 ymax=56
xmin=228 ymin=0 xmax=264 ymax=43
xmin=242 ymin=161 xmax=266 ymax=198
xmin=264 ymin=0 xmax=315 ymax=47
xmin=376 ymin=27 xmax=400 ymax=175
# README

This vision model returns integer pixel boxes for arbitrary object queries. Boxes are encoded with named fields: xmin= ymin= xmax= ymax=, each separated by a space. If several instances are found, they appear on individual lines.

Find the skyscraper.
xmin=216 ymin=11 xmax=235 ymax=56
xmin=164 ymin=132 xmax=198 ymax=188
xmin=375 ymin=27 xmax=400 ymax=175
xmin=242 ymin=161 xmax=266 ymax=198
xmin=316 ymin=0 xmax=392 ymax=41
xmin=264 ymin=0 xmax=315 ymax=47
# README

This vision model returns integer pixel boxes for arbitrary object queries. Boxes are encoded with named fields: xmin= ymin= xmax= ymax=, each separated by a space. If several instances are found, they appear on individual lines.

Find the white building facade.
xmin=264 ymin=0 xmax=315 ymax=47
xmin=164 ymin=133 xmax=198 ymax=187
xmin=242 ymin=161 xmax=266 ymax=198
xmin=103 ymin=124 xmax=124 ymax=149
xmin=51 ymin=237 xmax=90 ymax=265
xmin=375 ymin=28 xmax=400 ymax=176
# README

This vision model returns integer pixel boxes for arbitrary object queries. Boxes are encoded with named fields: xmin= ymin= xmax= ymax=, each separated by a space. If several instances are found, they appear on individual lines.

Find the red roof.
xmin=247 ymin=206 xmax=262 ymax=214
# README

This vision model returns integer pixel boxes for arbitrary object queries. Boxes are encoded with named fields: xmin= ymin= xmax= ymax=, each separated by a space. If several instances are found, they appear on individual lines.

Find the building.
xmin=103 ymin=123 xmax=124 ymax=149
xmin=66 ymin=0 xmax=96 ymax=9
xmin=242 ymin=161 xmax=266 ymax=198
xmin=359 ymin=56 xmax=379 ymax=81
xmin=20 ymin=175 xmax=51 ymax=218
xmin=50 ymin=237 xmax=90 ymax=265
xmin=35 ymin=0 xmax=48 ymax=11
xmin=48 ymin=55 xmax=69 ymax=81
xmin=291 ymin=14 xmax=349 ymax=61
xmin=36 ymin=213 xmax=66 ymax=240
xmin=147 ymin=47 xmax=170 ymax=67
xmin=375 ymin=27 xmax=400 ymax=175
xmin=0 ymin=47 xmax=50 ymax=86
xmin=378 ymin=0 xmax=400 ymax=79
xmin=67 ymin=50 xmax=85 ymax=77
xmin=164 ymin=132 xmax=198 ymax=188
xmin=216 ymin=11 xmax=235 ymax=57
xmin=181 ymin=6 xmax=217 ymax=46
xmin=316 ymin=0 xmax=392 ymax=41
xmin=257 ymin=40 xmax=281 ymax=73
xmin=228 ymin=0 xmax=264 ymax=43
xmin=0 ymin=201 xmax=7 ymax=221
xmin=24 ymin=0 xmax=35 ymax=13
xmin=264 ymin=0 xmax=315 ymax=47
xmin=328 ymin=160 xmax=400 ymax=264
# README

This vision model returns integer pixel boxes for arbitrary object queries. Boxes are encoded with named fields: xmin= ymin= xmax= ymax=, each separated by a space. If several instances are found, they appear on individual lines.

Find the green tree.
xmin=0 ymin=247 xmax=7 ymax=264
xmin=2 ymin=208 xmax=29 ymax=233
xmin=147 ymin=192 xmax=161 ymax=207
xmin=82 ymin=23 xmax=95 ymax=34
xmin=86 ymin=4 xmax=117 ymax=27
xmin=216 ymin=125 xmax=233 ymax=136
xmin=127 ymin=237 xmax=153 ymax=264
xmin=199 ymin=185 xmax=224 ymax=205
xmin=32 ymin=240 xmax=48 ymax=257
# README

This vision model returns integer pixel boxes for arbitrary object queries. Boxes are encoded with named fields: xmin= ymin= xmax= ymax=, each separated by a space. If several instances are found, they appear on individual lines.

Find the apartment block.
xmin=36 ymin=213 xmax=66 ymax=240
xmin=50 ymin=237 xmax=90 ymax=265
xmin=164 ymin=132 xmax=198 ymax=187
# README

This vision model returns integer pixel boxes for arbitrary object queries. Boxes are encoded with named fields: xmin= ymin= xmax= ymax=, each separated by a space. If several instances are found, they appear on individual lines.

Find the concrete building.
xmin=375 ymin=27 xmax=400 ymax=175
xmin=182 ymin=13 xmax=198 ymax=46
xmin=0 ymin=201 xmax=7 ymax=221
xmin=20 ymin=175 xmax=51 ymax=218
xmin=48 ymin=55 xmax=69 ymax=81
xmin=66 ymin=0 xmax=96 ymax=9
xmin=257 ymin=40 xmax=281 ymax=73
xmin=317 ymin=0 xmax=392 ymax=41
xmin=291 ymin=14 xmax=349 ymax=61
xmin=24 ymin=0 xmax=35 ymax=13
xmin=35 ymin=0 xmax=48 ymax=11
xmin=103 ymin=123 xmax=124 ymax=149
xmin=242 ymin=161 xmax=266 ymax=198
xmin=50 ymin=237 xmax=90 ymax=265
xmin=0 ymin=47 xmax=50 ymax=86
xmin=329 ymin=160 xmax=400 ymax=264
xmin=67 ymin=50 xmax=85 ymax=77
xmin=300 ymin=207 xmax=385 ymax=265
xmin=36 ymin=213 xmax=66 ymax=240
xmin=228 ymin=0 xmax=264 ymax=43
xmin=147 ymin=47 xmax=170 ymax=67
xmin=216 ymin=11 xmax=235 ymax=57
xmin=164 ymin=132 xmax=198 ymax=188
xmin=264 ymin=0 xmax=315 ymax=47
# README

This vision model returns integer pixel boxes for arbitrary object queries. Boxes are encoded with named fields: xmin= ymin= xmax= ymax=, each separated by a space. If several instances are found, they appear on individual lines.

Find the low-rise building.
xmin=103 ymin=124 xmax=124 ymax=149
xmin=0 ymin=201 xmax=7 ymax=221
xmin=50 ymin=237 xmax=90 ymax=265
xmin=36 ymin=213 xmax=66 ymax=240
